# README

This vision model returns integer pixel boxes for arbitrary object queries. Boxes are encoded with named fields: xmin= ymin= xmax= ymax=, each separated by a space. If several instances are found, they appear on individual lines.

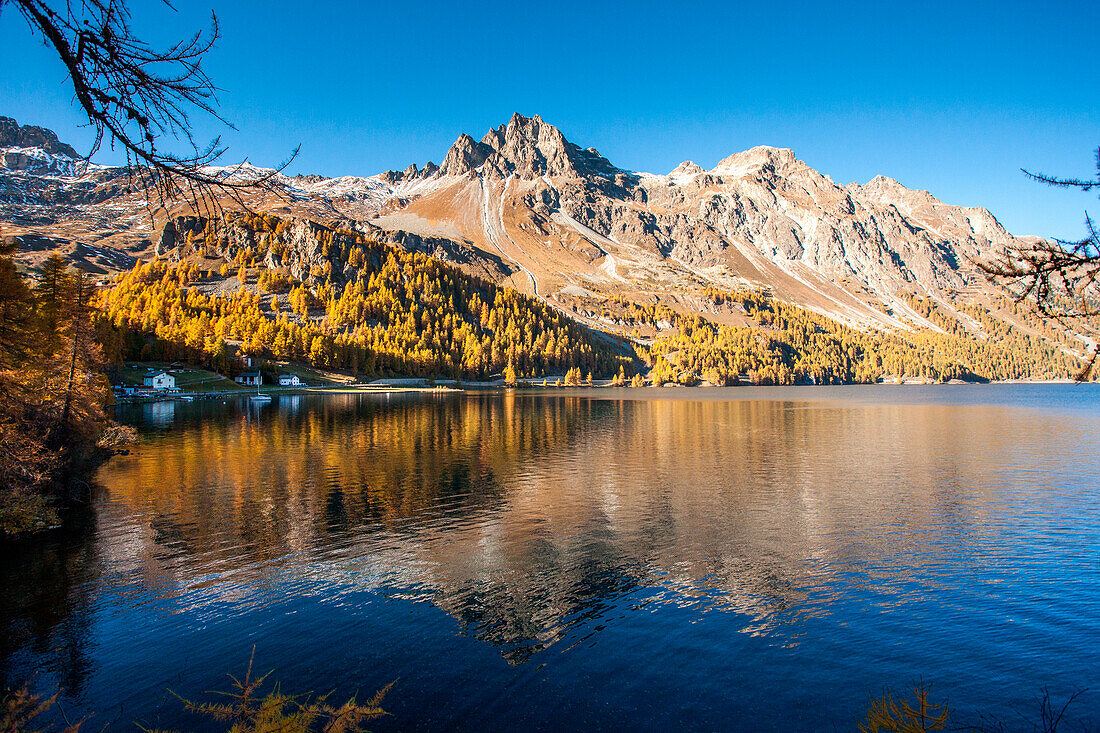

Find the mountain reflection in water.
xmin=2 ymin=387 xmax=1098 ymax=731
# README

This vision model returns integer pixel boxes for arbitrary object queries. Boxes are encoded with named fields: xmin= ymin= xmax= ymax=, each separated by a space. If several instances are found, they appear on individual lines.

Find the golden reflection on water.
xmin=88 ymin=391 xmax=1088 ymax=661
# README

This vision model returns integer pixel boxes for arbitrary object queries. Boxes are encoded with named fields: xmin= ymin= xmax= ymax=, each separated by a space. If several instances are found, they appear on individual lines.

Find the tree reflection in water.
xmin=0 ymin=513 xmax=101 ymax=694
xmin=2 ymin=388 xmax=1096 ymax=729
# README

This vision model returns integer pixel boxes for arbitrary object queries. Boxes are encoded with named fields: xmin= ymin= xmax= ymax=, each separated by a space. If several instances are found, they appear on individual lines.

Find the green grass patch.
xmin=113 ymin=362 xmax=246 ymax=392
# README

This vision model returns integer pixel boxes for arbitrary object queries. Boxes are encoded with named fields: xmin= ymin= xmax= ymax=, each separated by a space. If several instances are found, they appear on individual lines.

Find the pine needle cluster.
xmin=859 ymin=680 xmax=951 ymax=733
xmin=146 ymin=650 xmax=392 ymax=733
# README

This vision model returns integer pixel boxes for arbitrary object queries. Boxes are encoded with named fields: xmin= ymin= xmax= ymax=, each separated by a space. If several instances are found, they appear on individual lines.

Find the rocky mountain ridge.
xmin=1 ymin=113 xmax=1038 ymax=334
xmin=0 ymin=116 xmax=80 ymax=159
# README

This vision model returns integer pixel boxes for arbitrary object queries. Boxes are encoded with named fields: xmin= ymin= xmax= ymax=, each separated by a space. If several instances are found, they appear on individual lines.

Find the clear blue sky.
xmin=2 ymin=0 xmax=1097 ymax=238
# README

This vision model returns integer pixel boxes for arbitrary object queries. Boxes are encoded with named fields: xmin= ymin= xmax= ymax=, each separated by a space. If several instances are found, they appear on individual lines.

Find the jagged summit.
xmin=855 ymin=174 xmax=913 ymax=196
xmin=439 ymin=133 xmax=489 ymax=177
xmin=853 ymin=174 xmax=940 ymax=207
xmin=865 ymin=174 xmax=904 ymax=187
xmin=668 ymin=161 xmax=705 ymax=177
xmin=0 ymin=116 xmax=79 ymax=159
xmin=380 ymin=160 xmax=439 ymax=185
xmin=712 ymin=146 xmax=799 ymax=176
xmin=439 ymin=113 xmax=620 ymax=180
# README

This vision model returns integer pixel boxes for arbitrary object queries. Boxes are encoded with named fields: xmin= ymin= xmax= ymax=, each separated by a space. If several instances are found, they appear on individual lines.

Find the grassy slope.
xmin=114 ymin=363 xmax=246 ymax=392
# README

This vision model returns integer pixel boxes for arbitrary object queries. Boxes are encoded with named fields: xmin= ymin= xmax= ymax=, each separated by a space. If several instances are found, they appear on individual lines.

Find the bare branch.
xmin=7 ymin=0 xmax=297 ymax=222
xmin=980 ymin=147 xmax=1100 ymax=380
xmin=1021 ymin=146 xmax=1100 ymax=192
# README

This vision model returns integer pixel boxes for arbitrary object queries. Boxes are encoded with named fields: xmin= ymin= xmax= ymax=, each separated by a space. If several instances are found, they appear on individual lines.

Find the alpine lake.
xmin=2 ymin=385 xmax=1098 ymax=730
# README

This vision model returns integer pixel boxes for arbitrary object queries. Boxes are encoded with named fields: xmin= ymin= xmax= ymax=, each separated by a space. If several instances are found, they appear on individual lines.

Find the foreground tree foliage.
xmin=860 ymin=681 xmax=951 ymax=732
xmin=147 ymin=651 xmax=391 ymax=733
xmin=0 ymin=681 xmax=82 ymax=732
xmin=858 ymin=683 xmax=1093 ymax=733
xmin=0 ymin=247 xmax=131 ymax=536
xmin=1 ymin=652 xmax=390 ymax=733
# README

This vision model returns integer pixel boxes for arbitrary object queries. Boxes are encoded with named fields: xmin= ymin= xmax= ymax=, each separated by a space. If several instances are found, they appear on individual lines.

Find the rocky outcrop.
xmin=153 ymin=213 xmax=516 ymax=286
xmin=0 ymin=116 xmax=80 ymax=158
xmin=156 ymin=214 xmax=363 ymax=282
xmin=156 ymin=216 xmax=208 ymax=256
xmin=438 ymin=113 xmax=624 ymax=181
xmin=439 ymin=133 xmax=495 ymax=177
xmin=363 ymin=224 xmax=513 ymax=282
xmin=380 ymin=161 xmax=440 ymax=184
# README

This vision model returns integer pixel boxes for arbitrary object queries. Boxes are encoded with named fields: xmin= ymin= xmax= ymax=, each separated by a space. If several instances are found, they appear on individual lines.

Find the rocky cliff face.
xmin=0 ymin=116 xmax=80 ymax=159
xmin=438 ymin=113 xmax=622 ymax=181
xmin=155 ymin=212 xmax=513 ymax=285
xmin=1 ymin=112 xmax=1032 ymax=330
xmin=629 ymin=144 xmax=982 ymax=293
xmin=156 ymin=214 xmax=367 ymax=284
xmin=368 ymin=115 xmax=1029 ymax=329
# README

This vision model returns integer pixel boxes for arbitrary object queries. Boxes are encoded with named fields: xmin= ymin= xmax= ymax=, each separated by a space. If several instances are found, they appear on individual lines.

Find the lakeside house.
xmin=142 ymin=371 xmax=176 ymax=391
xmin=278 ymin=374 xmax=301 ymax=386
xmin=235 ymin=371 xmax=262 ymax=386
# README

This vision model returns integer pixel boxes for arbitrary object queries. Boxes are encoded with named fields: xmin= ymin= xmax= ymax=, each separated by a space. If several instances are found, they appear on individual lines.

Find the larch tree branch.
xmin=4 ymin=0 xmax=298 ymax=221
xmin=978 ymin=146 xmax=1100 ymax=380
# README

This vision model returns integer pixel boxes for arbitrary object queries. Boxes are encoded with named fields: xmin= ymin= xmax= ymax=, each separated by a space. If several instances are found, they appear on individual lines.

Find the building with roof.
xmin=235 ymin=371 xmax=262 ymax=386
xmin=143 ymin=371 xmax=176 ymax=391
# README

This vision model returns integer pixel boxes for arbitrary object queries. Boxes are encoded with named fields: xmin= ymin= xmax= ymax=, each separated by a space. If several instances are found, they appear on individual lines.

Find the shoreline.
xmin=110 ymin=377 xmax=1084 ymax=404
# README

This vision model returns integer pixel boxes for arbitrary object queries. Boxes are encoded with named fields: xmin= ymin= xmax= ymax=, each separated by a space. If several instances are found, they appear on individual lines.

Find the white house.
xmin=235 ymin=371 xmax=262 ymax=386
xmin=278 ymin=374 xmax=301 ymax=386
xmin=143 ymin=371 xmax=175 ymax=391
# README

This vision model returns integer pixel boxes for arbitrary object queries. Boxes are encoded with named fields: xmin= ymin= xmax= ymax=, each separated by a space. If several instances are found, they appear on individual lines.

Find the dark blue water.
xmin=2 ymin=385 xmax=1098 ymax=730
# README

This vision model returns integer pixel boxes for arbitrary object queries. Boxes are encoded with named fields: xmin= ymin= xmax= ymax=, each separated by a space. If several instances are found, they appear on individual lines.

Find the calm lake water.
xmin=2 ymin=385 xmax=1099 ymax=730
